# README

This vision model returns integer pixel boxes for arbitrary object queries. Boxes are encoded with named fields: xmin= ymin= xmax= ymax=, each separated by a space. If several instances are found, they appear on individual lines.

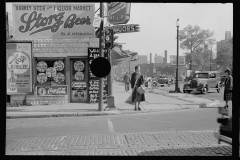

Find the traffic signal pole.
xmin=105 ymin=28 xmax=116 ymax=110
xmin=98 ymin=3 xmax=104 ymax=111
xmin=108 ymin=29 xmax=113 ymax=95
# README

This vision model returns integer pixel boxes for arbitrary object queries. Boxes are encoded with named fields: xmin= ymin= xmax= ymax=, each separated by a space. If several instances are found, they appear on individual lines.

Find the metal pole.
xmin=175 ymin=25 xmax=179 ymax=92
xmin=108 ymin=29 xmax=113 ymax=95
xmin=98 ymin=2 xmax=103 ymax=111
xmin=210 ymin=45 xmax=212 ymax=71
xmin=129 ymin=60 xmax=130 ymax=75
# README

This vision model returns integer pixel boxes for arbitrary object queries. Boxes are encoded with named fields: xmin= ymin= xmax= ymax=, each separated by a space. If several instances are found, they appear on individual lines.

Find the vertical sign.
xmin=7 ymin=42 xmax=32 ymax=94
xmin=88 ymin=48 xmax=108 ymax=103
xmin=107 ymin=2 xmax=131 ymax=25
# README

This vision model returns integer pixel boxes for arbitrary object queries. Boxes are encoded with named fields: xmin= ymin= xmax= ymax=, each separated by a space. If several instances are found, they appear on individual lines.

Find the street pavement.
xmin=6 ymin=81 xmax=232 ymax=156
xmin=6 ymin=131 xmax=231 ymax=156
xmin=6 ymin=81 xmax=221 ymax=119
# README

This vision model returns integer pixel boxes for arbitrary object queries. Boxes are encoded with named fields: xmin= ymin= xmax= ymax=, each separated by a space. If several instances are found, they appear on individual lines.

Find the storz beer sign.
xmin=13 ymin=3 xmax=95 ymax=38
xmin=37 ymin=86 xmax=67 ymax=96
xmin=107 ymin=2 xmax=131 ymax=25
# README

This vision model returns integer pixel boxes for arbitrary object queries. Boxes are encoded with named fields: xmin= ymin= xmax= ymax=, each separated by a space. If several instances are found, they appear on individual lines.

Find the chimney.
xmin=164 ymin=50 xmax=167 ymax=64
xmin=150 ymin=53 xmax=152 ymax=64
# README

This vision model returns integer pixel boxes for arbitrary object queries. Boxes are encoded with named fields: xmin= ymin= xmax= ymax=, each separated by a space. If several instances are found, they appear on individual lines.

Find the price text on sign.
xmin=88 ymin=48 xmax=109 ymax=103
xmin=110 ymin=24 xmax=140 ymax=34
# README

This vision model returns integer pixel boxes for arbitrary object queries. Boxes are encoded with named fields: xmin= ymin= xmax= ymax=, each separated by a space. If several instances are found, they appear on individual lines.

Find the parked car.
xmin=156 ymin=75 xmax=171 ymax=87
xmin=183 ymin=71 xmax=221 ymax=94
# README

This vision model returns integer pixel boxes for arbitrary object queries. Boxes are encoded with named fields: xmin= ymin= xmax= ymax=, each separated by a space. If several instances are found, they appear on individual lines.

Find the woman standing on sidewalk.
xmin=130 ymin=66 xmax=145 ymax=111
xmin=223 ymin=68 xmax=233 ymax=108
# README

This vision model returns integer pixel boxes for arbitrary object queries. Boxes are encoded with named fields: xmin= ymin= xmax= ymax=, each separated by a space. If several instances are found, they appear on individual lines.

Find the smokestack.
xmin=164 ymin=50 xmax=167 ymax=64
xmin=150 ymin=53 xmax=152 ymax=64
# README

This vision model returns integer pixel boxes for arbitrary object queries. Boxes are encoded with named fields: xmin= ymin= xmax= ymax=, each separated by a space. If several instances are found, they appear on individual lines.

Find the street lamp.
xmin=175 ymin=18 xmax=180 ymax=92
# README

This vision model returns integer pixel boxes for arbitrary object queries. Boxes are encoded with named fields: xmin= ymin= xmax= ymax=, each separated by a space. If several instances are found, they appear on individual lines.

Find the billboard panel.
xmin=12 ymin=3 xmax=95 ymax=39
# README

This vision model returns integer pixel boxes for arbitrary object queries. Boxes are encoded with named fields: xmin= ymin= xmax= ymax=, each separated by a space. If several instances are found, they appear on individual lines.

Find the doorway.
xmin=70 ymin=58 xmax=88 ymax=103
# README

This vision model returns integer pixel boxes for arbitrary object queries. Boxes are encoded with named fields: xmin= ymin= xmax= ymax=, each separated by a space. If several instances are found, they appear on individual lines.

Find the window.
xmin=36 ymin=58 xmax=66 ymax=85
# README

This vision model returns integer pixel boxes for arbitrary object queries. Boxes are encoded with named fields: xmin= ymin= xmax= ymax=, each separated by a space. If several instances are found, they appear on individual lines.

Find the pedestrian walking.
xmin=123 ymin=72 xmax=131 ymax=92
xmin=130 ymin=65 xmax=145 ymax=111
xmin=223 ymin=68 xmax=233 ymax=108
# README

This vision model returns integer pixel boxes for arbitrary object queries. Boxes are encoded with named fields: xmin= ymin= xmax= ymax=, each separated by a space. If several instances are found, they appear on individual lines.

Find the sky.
xmin=6 ymin=3 xmax=233 ymax=63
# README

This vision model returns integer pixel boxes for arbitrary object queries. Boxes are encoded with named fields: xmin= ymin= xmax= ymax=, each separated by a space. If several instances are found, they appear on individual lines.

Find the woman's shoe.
xmin=138 ymin=107 xmax=141 ymax=111
xmin=134 ymin=107 xmax=137 ymax=111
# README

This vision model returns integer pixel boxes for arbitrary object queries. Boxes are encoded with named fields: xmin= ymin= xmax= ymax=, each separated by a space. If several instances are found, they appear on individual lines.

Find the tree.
xmin=179 ymin=25 xmax=216 ymax=70
xmin=215 ymin=38 xmax=233 ymax=74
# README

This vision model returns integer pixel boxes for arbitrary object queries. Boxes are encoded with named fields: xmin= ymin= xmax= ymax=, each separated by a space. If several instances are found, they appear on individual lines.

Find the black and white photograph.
xmin=6 ymin=2 xmax=233 ymax=156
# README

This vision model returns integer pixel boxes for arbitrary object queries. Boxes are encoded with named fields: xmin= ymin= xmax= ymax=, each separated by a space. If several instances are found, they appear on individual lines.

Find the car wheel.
xmin=201 ymin=87 xmax=208 ymax=94
xmin=183 ymin=90 xmax=186 ymax=93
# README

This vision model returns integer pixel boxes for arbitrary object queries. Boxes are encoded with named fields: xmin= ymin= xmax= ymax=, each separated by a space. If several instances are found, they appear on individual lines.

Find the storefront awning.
xmin=110 ymin=47 xmax=139 ymax=66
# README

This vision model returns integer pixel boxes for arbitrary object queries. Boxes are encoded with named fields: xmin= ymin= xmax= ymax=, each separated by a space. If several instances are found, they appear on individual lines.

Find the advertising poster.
xmin=88 ymin=48 xmax=109 ymax=103
xmin=71 ymin=60 xmax=87 ymax=102
xmin=37 ymin=85 xmax=67 ymax=96
xmin=71 ymin=82 xmax=87 ymax=101
xmin=7 ymin=42 xmax=32 ymax=94
xmin=13 ymin=3 xmax=95 ymax=39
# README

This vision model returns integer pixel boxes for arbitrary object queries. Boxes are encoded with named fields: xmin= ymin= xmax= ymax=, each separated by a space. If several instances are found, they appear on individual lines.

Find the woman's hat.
xmin=225 ymin=68 xmax=231 ymax=73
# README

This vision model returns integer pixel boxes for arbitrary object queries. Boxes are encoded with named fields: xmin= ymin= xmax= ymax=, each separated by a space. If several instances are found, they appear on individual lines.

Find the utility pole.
xmin=175 ymin=19 xmax=180 ymax=92
xmin=210 ymin=45 xmax=212 ymax=71
xmin=98 ymin=2 xmax=104 ymax=111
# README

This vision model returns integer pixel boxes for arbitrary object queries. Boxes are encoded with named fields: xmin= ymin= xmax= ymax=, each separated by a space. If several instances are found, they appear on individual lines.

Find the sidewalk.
xmin=6 ymin=82 xmax=220 ymax=119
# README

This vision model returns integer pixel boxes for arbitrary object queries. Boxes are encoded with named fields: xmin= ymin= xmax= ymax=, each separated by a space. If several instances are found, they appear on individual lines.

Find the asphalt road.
xmin=6 ymin=86 xmax=232 ymax=156
xmin=7 ymin=107 xmax=220 ymax=139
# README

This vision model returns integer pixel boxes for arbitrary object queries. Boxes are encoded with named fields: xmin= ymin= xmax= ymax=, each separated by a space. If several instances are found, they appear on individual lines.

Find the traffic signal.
xmin=105 ymin=29 xmax=113 ymax=49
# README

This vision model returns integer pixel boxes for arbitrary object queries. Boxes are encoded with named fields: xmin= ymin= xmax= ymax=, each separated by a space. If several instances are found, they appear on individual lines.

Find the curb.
xmin=146 ymin=90 xmax=221 ymax=108
xmin=6 ymin=105 xmax=196 ymax=119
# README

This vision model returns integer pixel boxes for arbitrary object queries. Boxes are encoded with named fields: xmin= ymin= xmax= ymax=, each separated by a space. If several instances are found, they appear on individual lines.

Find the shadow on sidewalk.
xmin=137 ymin=145 xmax=232 ymax=156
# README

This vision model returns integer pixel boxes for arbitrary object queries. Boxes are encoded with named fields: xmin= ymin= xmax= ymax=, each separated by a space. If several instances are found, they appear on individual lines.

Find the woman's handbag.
xmin=137 ymin=85 xmax=145 ymax=94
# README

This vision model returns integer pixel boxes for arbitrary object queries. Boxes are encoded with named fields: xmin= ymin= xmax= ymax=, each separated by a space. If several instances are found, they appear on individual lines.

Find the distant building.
xmin=154 ymin=54 xmax=164 ymax=63
xmin=114 ymin=55 xmax=148 ymax=77
xmin=217 ymin=31 xmax=232 ymax=54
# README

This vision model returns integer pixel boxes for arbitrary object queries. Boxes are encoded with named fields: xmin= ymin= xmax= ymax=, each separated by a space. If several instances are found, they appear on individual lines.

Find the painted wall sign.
xmin=88 ymin=48 xmax=108 ymax=103
xmin=107 ymin=2 xmax=131 ymax=25
xmin=7 ymin=42 xmax=32 ymax=94
xmin=170 ymin=55 xmax=185 ymax=65
xmin=13 ymin=3 xmax=95 ymax=38
xmin=110 ymin=24 xmax=140 ymax=34
xmin=37 ymin=85 xmax=67 ymax=96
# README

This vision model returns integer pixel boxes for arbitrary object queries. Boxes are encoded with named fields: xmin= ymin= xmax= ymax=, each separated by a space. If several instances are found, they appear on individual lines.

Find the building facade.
xmin=7 ymin=3 xmax=108 ymax=105
xmin=114 ymin=55 xmax=147 ymax=78
xmin=154 ymin=54 xmax=164 ymax=63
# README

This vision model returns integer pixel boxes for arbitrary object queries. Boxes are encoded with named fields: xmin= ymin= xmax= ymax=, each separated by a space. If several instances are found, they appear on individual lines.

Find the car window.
xmin=194 ymin=73 xmax=209 ymax=78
